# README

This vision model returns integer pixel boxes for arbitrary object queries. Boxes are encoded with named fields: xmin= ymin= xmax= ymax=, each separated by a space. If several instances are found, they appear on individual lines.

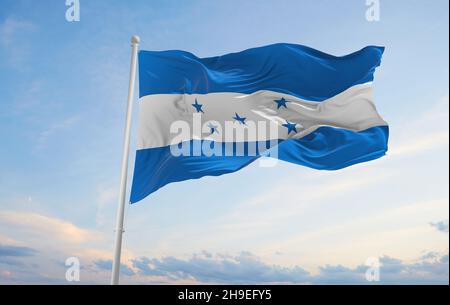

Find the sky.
xmin=0 ymin=0 xmax=448 ymax=284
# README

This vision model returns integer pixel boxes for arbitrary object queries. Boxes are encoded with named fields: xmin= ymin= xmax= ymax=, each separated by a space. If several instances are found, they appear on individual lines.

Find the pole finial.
xmin=131 ymin=35 xmax=140 ymax=45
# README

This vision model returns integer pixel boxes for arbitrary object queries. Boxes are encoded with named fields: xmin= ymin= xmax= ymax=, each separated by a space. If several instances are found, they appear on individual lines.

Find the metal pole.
xmin=111 ymin=35 xmax=140 ymax=285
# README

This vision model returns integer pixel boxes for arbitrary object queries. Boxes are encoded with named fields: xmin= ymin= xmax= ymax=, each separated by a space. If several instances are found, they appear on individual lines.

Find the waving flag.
xmin=130 ymin=43 xmax=388 ymax=203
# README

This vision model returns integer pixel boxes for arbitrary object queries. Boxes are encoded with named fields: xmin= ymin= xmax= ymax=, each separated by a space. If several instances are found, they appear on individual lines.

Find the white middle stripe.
xmin=137 ymin=83 xmax=387 ymax=150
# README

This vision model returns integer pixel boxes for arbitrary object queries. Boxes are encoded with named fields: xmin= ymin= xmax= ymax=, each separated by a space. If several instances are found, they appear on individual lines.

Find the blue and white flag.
xmin=130 ymin=43 xmax=389 ymax=203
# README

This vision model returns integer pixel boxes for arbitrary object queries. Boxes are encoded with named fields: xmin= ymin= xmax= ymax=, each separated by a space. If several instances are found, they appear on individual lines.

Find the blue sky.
xmin=0 ymin=0 xmax=448 ymax=284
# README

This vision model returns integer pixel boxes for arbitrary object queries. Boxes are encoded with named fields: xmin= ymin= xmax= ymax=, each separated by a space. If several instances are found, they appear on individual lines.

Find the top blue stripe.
xmin=138 ymin=43 xmax=384 ymax=101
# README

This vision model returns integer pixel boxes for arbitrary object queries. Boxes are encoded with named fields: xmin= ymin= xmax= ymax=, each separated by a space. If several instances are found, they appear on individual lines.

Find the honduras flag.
xmin=130 ymin=44 xmax=388 ymax=203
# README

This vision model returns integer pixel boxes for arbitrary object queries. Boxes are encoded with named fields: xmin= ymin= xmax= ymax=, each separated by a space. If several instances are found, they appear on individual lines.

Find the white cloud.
xmin=35 ymin=116 xmax=80 ymax=150
xmin=0 ymin=210 xmax=101 ymax=244
xmin=257 ymin=198 xmax=449 ymax=266
xmin=390 ymin=95 xmax=449 ymax=157
xmin=0 ymin=17 xmax=37 ymax=69
xmin=0 ymin=211 xmax=103 ymax=284
xmin=128 ymin=250 xmax=449 ymax=285
xmin=0 ymin=210 xmax=137 ymax=284
xmin=390 ymin=131 xmax=449 ymax=157
xmin=95 ymin=184 xmax=118 ymax=226
xmin=430 ymin=220 xmax=449 ymax=233
xmin=0 ymin=17 xmax=36 ymax=47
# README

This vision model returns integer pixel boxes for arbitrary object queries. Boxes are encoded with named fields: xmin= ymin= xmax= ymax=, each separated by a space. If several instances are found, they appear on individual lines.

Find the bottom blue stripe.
xmin=130 ymin=126 xmax=389 ymax=203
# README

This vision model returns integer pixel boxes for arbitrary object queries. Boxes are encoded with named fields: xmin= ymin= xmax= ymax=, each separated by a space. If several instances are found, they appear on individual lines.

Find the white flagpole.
xmin=111 ymin=35 xmax=140 ymax=285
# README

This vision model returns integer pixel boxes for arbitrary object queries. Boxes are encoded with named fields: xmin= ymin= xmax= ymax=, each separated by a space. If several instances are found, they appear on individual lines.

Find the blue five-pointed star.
xmin=274 ymin=97 xmax=290 ymax=109
xmin=208 ymin=123 xmax=219 ymax=134
xmin=282 ymin=120 xmax=297 ymax=134
xmin=233 ymin=113 xmax=247 ymax=125
xmin=192 ymin=99 xmax=204 ymax=113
